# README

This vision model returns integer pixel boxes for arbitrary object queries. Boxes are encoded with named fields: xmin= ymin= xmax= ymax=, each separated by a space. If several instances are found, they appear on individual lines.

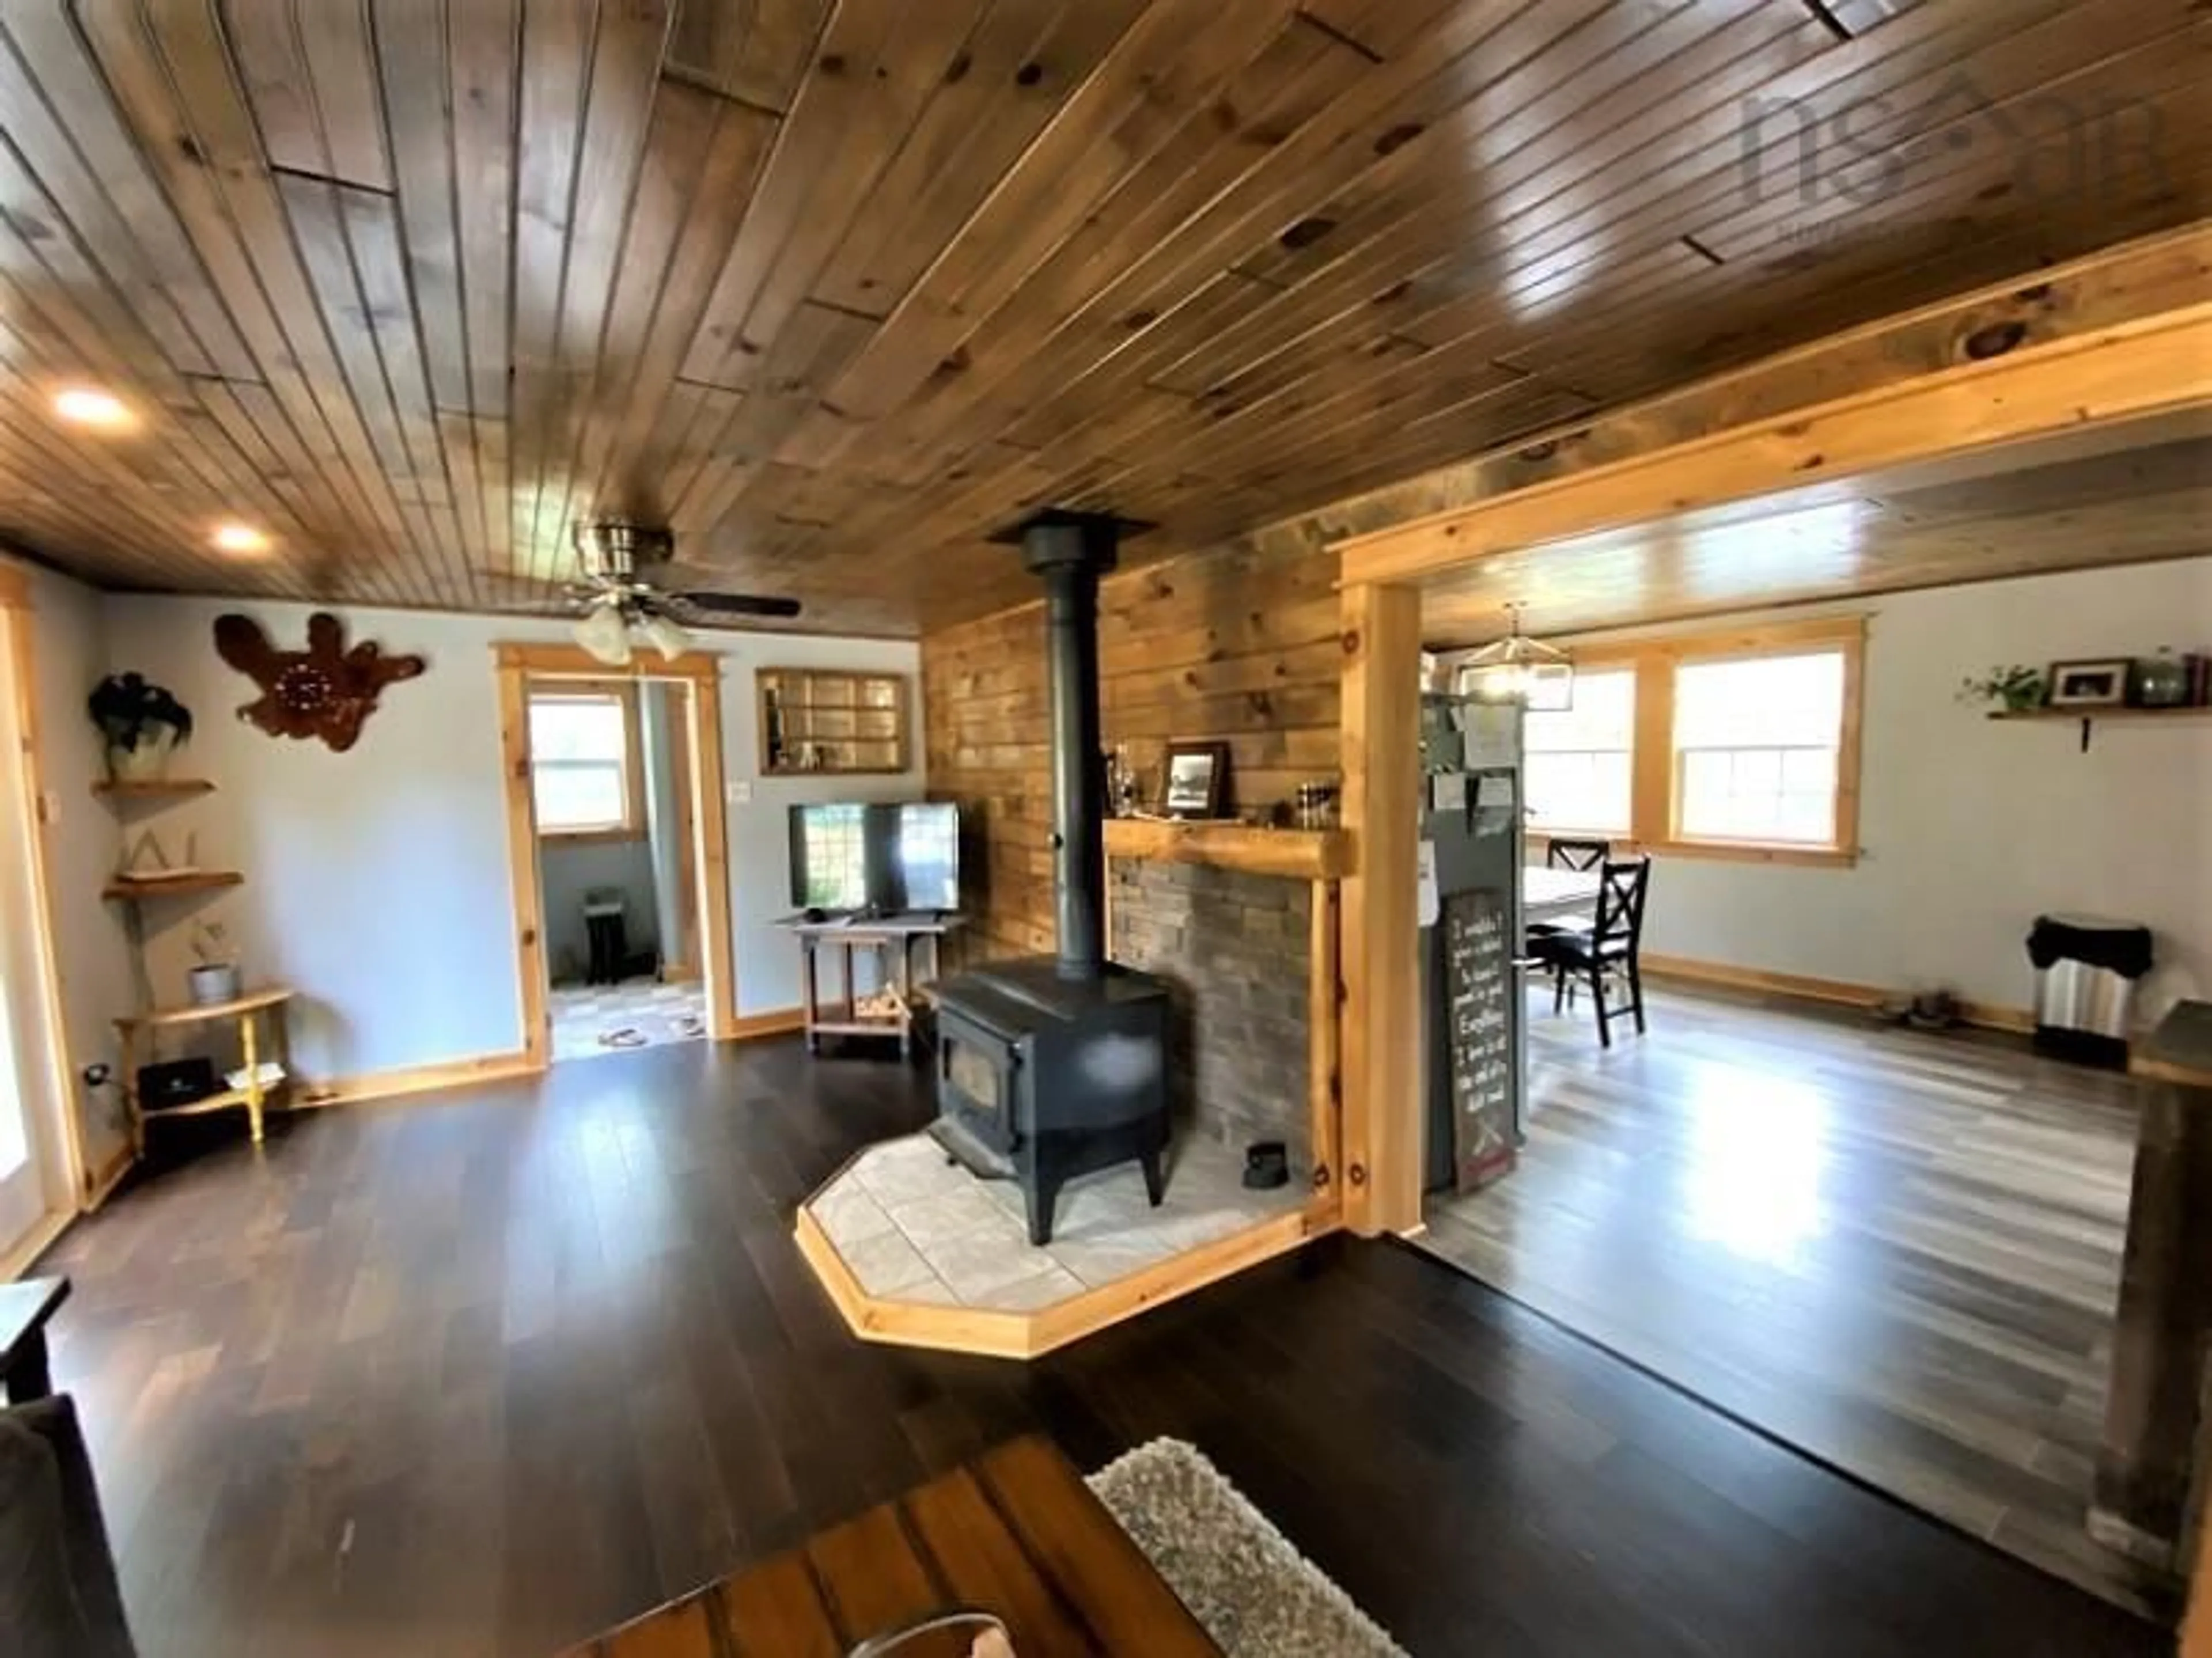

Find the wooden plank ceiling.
xmin=1420 ymin=412 xmax=2212 ymax=643
xmin=0 ymin=0 xmax=2203 ymax=637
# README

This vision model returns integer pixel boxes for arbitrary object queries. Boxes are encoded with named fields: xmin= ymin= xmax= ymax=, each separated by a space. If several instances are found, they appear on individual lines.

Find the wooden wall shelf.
xmin=115 ymin=985 xmax=295 ymax=1031
xmin=1987 ymin=706 xmax=2212 ymax=723
xmin=1103 ymin=817 xmax=1350 ymax=880
xmin=92 ymin=778 xmax=216 ymax=800
xmin=103 ymin=871 xmax=244 ymax=902
xmin=1988 ymin=704 xmax=2212 ymax=752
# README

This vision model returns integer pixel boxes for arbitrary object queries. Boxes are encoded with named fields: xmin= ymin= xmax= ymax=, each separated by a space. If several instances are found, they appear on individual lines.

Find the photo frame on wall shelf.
xmin=1162 ymin=740 xmax=1230 ymax=819
xmin=2045 ymin=659 xmax=2131 ymax=708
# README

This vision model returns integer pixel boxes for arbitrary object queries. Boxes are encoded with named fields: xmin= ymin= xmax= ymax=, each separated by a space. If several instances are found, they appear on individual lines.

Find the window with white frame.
xmin=1672 ymin=650 xmax=1849 ymax=847
xmin=529 ymin=688 xmax=638 ymax=836
xmin=1522 ymin=666 xmax=1635 ymax=835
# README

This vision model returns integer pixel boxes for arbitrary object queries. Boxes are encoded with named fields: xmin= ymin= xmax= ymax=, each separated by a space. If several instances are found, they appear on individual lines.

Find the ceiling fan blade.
xmin=670 ymin=591 xmax=802 ymax=620
xmin=476 ymin=569 xmax=599 ymax=611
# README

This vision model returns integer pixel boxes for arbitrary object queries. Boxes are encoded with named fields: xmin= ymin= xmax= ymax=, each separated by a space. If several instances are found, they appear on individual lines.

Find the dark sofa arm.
xmin=0 ymin=1394 xmax=135 ymax=1658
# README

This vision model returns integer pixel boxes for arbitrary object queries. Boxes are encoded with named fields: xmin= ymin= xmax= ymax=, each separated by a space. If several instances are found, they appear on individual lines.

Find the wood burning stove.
xmin=930 ymin=510 xmax=1172 ymax=1246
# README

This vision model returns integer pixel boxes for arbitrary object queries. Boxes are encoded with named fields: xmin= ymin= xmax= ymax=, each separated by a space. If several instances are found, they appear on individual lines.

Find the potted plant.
xmin=187 ymin=920 xmax=240 ymax=1007
xmin=88 ymin=673 xmax=193 ymax=780
xmin=1957 ymin=665 xmax=2046 ymax=715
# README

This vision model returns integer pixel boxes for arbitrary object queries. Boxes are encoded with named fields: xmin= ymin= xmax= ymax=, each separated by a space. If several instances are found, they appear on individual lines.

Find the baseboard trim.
xmin=294 ymin=1050 xmax=540 ymax=1110
xmin=283 ymin=1018 xmax=805 ymax=1110
xmin=82 ymin=1143 xmax=134 ymax=1211
xmin=1638 ymin=954 xmax=2033 ymax=1034
xmin=729 ymin=1007 xmax=806 ymax=1041
xmin=1 ymin=1210 xmax=73 ymax=1280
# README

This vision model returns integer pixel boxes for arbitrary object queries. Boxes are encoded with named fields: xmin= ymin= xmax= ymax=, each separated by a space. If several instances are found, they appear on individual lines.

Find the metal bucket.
xmin=2032 ymin=957 xmax=2138 ymax=1039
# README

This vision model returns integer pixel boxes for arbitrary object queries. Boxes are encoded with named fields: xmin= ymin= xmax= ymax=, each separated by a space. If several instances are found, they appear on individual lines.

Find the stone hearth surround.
xmin=1108 ymin=857 xmax=1313 ymax=1179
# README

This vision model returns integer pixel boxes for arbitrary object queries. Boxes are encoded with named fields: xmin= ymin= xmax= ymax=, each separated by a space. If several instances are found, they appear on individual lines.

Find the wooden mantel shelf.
xmin=1103 ymin=817 xmax=1350 ymax=880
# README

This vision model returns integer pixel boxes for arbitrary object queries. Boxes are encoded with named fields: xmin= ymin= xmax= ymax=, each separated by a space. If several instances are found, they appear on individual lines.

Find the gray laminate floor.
xmin=1419 ymin=982 xmax=2162 ymax=1615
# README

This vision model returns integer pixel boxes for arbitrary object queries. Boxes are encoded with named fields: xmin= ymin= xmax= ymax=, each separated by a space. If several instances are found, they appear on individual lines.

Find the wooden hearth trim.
xmin=795 ymin=1201 xmax=1332 ymax=1361
xmin=1103 ymin=817 xmax=1350 ymax=880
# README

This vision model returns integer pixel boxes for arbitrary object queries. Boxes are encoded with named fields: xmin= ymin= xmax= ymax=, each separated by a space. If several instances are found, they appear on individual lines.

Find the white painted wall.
xmin=100 ymin=595 xmax=923 ymax=1077
xmin=705 ymin=631 xmax=926 ymax=1010
xmin=1601 ymin=558 xmax=2212 ymax=1023
xmin=19 ymin=563 xmax=135 ymax=1176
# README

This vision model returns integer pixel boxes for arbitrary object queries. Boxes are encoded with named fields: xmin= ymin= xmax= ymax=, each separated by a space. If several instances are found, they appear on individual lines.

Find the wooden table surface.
xmin=1522 ymin=865 xmax=1601 ymax=924
xmin=566 ymin=1435 xmax=1219 ymax=1657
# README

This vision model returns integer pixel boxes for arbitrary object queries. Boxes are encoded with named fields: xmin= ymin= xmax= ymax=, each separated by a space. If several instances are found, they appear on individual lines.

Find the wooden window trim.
xmin=529 ymin=680 xmax=646 ymax=842
xmin=1535 ymin=615 xmax=1865 ymax=866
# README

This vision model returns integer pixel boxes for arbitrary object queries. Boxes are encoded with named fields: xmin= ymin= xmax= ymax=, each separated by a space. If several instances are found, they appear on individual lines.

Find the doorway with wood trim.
xmin=493 ymin=644 xmax=737 ymax=1071
xmin=0 ymin=573 xmax=82 ymax=1268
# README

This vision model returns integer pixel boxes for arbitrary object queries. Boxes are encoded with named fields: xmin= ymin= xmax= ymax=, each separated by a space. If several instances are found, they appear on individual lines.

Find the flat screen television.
xmin=788 ymin=802 xmax=961 ymax=914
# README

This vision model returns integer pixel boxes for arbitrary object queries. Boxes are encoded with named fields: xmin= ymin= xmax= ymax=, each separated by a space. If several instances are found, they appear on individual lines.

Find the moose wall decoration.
xmin=213 ymin=612 xmax=425 ymax=752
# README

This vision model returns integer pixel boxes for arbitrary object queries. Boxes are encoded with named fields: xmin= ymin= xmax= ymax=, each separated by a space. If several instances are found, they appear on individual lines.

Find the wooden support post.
xmin=1338 ymin=582 xmax=1422 ymax=1236
xmin=688 ymin=680 xmax=738 ymax=1042
xmin=494 ymin=662 xmax=550 ymax=1071
xmin=1306 ymin=878 xmax=1343 ymax=1223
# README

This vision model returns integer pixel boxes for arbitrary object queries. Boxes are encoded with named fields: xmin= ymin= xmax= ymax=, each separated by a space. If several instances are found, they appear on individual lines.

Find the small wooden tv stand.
xmin=778 ymin=910 xmax=965 ymax=1058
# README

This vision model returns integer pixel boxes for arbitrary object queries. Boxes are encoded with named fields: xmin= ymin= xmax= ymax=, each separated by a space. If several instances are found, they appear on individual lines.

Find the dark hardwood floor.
xmin=39 ymin=1037 xmax=2158 ymax=1657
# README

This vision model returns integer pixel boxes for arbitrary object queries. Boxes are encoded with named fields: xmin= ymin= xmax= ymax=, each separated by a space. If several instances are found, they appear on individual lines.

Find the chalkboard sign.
xmin=1444 ymin=886 xmax=1516 ymax=1192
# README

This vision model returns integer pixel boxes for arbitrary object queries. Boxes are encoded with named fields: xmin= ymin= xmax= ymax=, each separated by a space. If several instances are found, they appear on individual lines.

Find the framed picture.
xmin=1162 ymin=741 xmax=1230 ymax=819
xmin=2046 ymin=659 xmax=2130 ymax=708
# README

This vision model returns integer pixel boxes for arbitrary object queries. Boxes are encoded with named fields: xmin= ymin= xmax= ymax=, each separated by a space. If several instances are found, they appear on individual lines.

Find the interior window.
xmin=530 ymin=690 xmax=637 ymax=836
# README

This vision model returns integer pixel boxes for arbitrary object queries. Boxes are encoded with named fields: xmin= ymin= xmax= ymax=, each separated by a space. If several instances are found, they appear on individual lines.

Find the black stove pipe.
xmin=1007 ymin=509 xmax=1128 ymax=982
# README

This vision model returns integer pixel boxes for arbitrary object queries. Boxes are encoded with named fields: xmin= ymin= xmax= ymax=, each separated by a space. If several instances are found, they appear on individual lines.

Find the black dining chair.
xmin=1530 ymin=856 xmax=1652 ymax=1049
xmin=1527 ymin=836 xmax=1611 ymax=946
xmin=1546 ymin=837 xmax=1611 ymax=872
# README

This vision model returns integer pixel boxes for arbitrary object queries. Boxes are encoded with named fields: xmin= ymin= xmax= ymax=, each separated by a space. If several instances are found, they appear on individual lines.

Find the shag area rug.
xmin=1088 ymin=1439 xmax=1410 ymax=1658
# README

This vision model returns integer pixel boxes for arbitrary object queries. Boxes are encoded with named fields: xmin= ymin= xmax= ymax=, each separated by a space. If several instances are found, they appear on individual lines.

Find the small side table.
xmin=781 ymin=912 xmax=965 ymax=1058
xmin=116 ymin=985 xmax=297 ymax=1151
xmin=0 ymin=1275 xmax=69 ymax=1403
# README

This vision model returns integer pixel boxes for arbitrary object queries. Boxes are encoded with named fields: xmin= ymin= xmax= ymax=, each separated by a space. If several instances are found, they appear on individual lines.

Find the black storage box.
xmin=137 ymin=1057 xmax=219 ymax=1113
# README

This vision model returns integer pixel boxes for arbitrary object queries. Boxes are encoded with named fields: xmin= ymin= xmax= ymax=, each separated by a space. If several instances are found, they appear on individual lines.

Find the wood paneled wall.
xmin=925 ymin=537 xmax=1339 ymax=962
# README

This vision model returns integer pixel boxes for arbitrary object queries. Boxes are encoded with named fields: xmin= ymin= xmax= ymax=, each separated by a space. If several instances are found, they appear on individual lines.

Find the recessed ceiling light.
xmin=53 ymin=387 xmax=134 ymax=429
xmin=211 ymin=522 xmax=272 ymax=555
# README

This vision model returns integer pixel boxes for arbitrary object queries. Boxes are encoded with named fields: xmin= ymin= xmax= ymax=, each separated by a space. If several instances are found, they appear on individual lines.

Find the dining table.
xmin=1522 ymin=864 xmax=1603 ymax=925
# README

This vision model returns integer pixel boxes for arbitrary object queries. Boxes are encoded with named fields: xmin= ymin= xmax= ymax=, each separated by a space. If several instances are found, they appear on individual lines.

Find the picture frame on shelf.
xmin=1162 ymin=741 xmax=1230 ymax=819
xmin=2045 ymin=659 xmax=2131 ymax=708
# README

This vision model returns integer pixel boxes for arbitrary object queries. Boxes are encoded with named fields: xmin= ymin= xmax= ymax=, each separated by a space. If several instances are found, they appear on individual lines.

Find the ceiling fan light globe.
xmin=574 ymin=605 xmax=632 ymax=666
xmin=640 ymin=613 xmax=691 ymax=661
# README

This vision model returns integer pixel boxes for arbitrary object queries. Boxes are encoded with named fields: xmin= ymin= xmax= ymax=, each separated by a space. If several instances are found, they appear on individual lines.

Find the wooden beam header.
xmin=1339 ymin=307 xmax=2212 ymax=586
xmin=1217 ymin=223 xmax=2212 ymax=571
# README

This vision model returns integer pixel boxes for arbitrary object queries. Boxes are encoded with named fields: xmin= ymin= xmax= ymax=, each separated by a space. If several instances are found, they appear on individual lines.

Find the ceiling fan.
xmin=505 ymin=522 xmax=801 ymax=666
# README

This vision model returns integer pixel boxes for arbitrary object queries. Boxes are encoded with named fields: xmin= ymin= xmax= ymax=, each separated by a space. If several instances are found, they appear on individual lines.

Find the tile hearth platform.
xmin=796 ymin=1132 xmax=1323 ymax=1359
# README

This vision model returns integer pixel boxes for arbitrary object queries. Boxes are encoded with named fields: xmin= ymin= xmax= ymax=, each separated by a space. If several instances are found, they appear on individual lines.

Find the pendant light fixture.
xmin=1456 ymin=602 xmax=1574 ymax=710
